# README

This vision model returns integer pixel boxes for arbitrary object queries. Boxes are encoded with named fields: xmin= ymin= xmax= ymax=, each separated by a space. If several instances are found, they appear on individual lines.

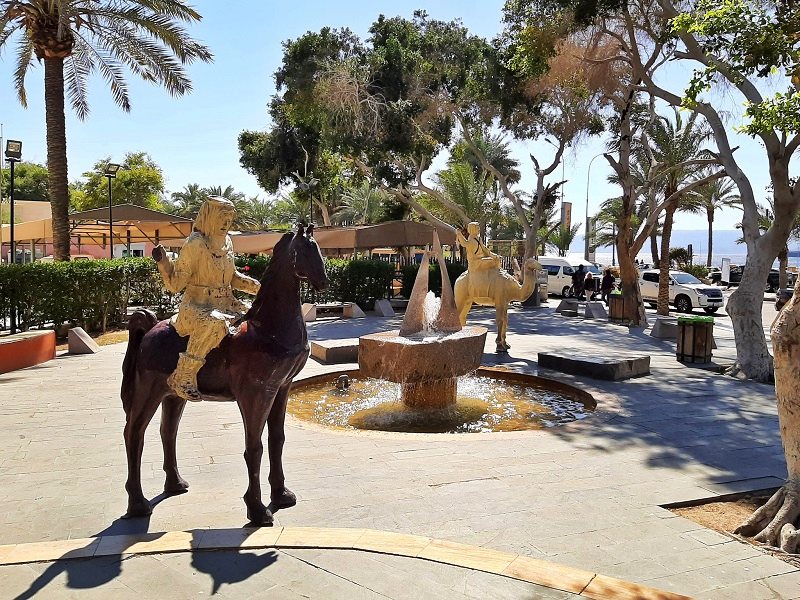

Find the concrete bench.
xmin=310 ymin=338 xmax=359 ymax=364
xmin=303 ymin=302 xmax=366 ymax=322
xmin=538 ymin=351 xmax=650 ymax=381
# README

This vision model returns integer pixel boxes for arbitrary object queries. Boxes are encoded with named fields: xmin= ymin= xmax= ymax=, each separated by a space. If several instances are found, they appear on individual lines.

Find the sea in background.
xmin=573 ymin=229 xmax=800 ymax=269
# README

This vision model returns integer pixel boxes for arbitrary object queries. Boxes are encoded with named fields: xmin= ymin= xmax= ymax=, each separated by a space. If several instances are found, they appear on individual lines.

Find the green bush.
xmin=0 ymin=258 xmax=173 ymax=333
xmin=0 ymin=255 xmax=396 ymax=333
xmin=682 ymin=264 xmax=710 ymax=280
xmin=302 ymin=259 xmax=394 ymax=309
xmin=400 ymin=262 xmax=467 ymax=298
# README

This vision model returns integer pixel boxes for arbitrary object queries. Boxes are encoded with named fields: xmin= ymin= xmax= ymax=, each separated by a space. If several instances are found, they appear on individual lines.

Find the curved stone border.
xmin=0 ymin=527 xmax=690 ymax=600
xmin=289 ymin=366 xmax=621 ymax=439
xmin=0 ymin=330 xmax=55 ymax=375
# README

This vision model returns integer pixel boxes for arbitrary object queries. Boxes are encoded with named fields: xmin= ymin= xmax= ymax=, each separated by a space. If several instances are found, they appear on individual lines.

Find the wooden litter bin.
xmin=677 ymin=315 xmax=714 ymax=363
xmin=608 ymin=293 xmax=625 ymax=324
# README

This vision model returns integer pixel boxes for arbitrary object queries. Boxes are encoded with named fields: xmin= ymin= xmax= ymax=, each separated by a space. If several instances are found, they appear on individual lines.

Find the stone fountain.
xmin=358 ymin=233 xmax=488 ymax=410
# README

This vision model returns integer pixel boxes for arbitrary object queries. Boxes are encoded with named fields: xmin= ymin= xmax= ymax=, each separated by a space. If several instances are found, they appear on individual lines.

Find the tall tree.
xmin=72 ymin=152 xmax=165 ymax=211
xmin=696 ymin=175 xmax=740 ymax=267
xmin=331 ymin=182 xmax=386 ymax=226
xmin=640 ymin=109 xmax=715 ymax=315
xmin=168 ymin=183 xmax=206 ymax=218
xmin=1 ymin=0 xmax=212 ymax=260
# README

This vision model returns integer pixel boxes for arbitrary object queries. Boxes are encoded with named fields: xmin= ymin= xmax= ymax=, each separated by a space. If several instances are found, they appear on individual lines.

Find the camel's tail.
xmin=121 ymin=309 xmax=158 ymax=413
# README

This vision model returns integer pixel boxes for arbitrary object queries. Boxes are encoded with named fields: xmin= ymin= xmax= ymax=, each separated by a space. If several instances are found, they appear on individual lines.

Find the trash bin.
xmin=539 ymin=283 xmax=548 ymax=302
xmin=677 ymin=315 xmax=714 ymax=363
xmin=608 ymin=293 xmax=625 ymax=324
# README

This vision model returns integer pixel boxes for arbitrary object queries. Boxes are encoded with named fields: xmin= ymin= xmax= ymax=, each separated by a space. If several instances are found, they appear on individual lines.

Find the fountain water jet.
xmin=358 ymin=232 xmax=488 ymax=410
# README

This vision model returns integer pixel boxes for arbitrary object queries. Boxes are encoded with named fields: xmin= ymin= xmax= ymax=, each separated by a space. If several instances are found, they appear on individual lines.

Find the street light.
xmin=5 ymin=140 xmax=22 ymax=265
xmin=585 ymin=153 xmax=604 ymax=262
xmin=4 ymin=140 xmax=22 ymax=334
xmin=104 ymin=163 xmax=121 ymax=259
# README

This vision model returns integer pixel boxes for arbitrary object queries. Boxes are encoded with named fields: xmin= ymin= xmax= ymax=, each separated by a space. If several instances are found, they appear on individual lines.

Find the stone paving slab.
xmin=0 ymin=303 xmax=797 ymax=598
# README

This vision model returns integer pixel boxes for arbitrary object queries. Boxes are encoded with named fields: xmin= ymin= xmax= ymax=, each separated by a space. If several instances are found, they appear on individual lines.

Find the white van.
xmin=538 ymin=256 xmax=602 ymax=297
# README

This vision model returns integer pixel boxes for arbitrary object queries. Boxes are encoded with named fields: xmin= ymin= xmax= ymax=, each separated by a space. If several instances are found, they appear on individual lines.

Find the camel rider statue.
xmin=152 ymin=196 xmax=261 ymax=401
xmin=456 ymin=221 xmax=502 ymax=272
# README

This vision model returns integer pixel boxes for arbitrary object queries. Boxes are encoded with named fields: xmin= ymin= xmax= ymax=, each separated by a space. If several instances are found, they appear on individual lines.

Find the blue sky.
xmin=0 ymin=0 xmax=776 ymax=232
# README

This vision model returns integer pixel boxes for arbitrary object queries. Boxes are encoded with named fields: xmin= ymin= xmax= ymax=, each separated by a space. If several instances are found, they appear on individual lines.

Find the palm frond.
xmin=63 ymin=40 xmax=93 ymax=119
xmin=13 ymin=32 xmax=33 ymax=107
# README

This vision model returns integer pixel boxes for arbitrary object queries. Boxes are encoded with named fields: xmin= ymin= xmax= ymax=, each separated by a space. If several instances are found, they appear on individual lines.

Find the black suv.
xmin=710 ymin=265 xmax=794 ymax=292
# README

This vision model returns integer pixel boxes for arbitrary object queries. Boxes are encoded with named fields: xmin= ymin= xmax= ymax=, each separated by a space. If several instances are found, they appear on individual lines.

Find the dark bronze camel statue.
xmin=120 ymin=224 xmax=328 ymax=524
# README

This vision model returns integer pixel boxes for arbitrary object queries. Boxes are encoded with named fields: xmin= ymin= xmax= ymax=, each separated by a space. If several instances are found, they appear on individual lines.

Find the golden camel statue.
xmin=453 ymin=223 xmax=540 ymax=352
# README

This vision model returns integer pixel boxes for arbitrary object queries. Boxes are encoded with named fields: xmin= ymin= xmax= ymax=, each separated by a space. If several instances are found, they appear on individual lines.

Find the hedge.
xmin=400 ymin=262 xmax=468 ymax=298
xmin=0 ymin=258 xmax=175 ymax=333
xmin=0 ymin=256 xmax=396 ymax=333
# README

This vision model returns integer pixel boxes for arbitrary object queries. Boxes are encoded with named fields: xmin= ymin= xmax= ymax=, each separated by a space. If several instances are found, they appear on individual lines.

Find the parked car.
xmin=709 ymin=264 xmax=742 ymax=285
xmin=639 ymin=269 xmax=725 ymax=314
xmin=766 ymin=269 xmax=797 ymax=293
xmin=539 ymin=256 xmax=601 ymax=297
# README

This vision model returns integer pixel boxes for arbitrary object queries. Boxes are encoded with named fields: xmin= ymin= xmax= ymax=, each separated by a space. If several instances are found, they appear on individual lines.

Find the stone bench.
xmin=302 ymin=302 xmax=366 ymax=322
xmin=538 ymin=351 xmax=650 ymax=381
xmin=310 ymin=338 xmax=359 ymax=364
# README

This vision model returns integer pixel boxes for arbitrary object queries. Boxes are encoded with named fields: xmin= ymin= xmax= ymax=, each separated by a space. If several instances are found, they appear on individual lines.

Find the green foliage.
xmin=73 ymin=153 xmax=165 ymax=211
xmin=305 ymin=259 xmax=395 ymax=309
xmin=683 ymin=264 xmax=710 ymax=279
xmin=235 ymin=255 xmax=272 ymax=280
xmin=669 ymin=247 xmax=691 ymax=268
xmin=0 ymin=258 xmax=175 ymax=333
xmin=672 ymin=0 xmax=800 ymax=135
xmin=400 ymin=262 xmax=468 ymax=298
xmin=0 ymin=162 xmax=49 ymax=201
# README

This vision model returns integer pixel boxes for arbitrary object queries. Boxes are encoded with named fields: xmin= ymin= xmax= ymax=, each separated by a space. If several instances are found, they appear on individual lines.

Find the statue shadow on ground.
xmin=14 ymin=493 xmax=280 ymax=599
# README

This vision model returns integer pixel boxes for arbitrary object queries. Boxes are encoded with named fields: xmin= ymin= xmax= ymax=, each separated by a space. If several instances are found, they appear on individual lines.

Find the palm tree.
xmin=638 ymin=109 xmax=713 ymax=315
xmin=2 ymin=1 xmax=212 ymax=260
xmin=331 ymin=182 xmax=385 ymax=225
xmin=695 ymin=175 xmax=741 ymax=267
xmin=548 ymin=222 xmax=582 ymax=257
xmin=169 ymin=183 xmax=207 ymax=218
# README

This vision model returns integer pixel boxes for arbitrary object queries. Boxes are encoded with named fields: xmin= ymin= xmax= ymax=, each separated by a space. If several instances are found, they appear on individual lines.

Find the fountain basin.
xmin=288 ymin=367 xmax=596 ymax=434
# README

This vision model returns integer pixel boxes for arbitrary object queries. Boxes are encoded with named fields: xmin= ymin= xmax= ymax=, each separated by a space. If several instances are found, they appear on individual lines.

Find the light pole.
xmin=104 ymin=163 xmax=121 ymax=258
xmin=5 ymin=140 xmax=22 ymax=334
xmin=5 ymin=140 xmax=22 ymax=265
xmin=585 ymin=153 xmax=604 ymax=261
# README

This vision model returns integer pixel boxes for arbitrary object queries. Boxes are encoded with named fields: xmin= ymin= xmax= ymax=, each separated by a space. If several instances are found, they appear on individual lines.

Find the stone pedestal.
xmin=310 ymin=339 xmax=359 ymax=364
xmin=343 ymin=303 xmax=366 ymax=318
xmin=68 ymin=327 xmax=101 ymax=355
xmin=651 ymin=316 xmax=678 ymax=340
xmin=373 ymin=299 xmax=395 ymax=317
xmin=584 ymin=302 xmax=608 ymax=320
xmin=301 ymin=303 xmax=316 ymax=322
xmin=555 ymin=298 xmax=580 ymax=314
xmin=401 ymin=378 xmax=457 ymax=409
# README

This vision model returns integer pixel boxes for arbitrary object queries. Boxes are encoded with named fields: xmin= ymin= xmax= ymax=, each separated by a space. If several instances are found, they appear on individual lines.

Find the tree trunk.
xmin=726 ymin=250 xmax=775 ymax=381
xmin=657 ymin=204 xmax=677 ymax=316
xmin=707 ymin=209 xmax=714 ymax=267
xmin=779 ymin=246 xmax=789 ymax=291
xmin=735 ymin=279 xmax=800 ymax=552
xmin=650 ymin=228 xmax=659 ymax=265
xmin=45 ymin=57 xmax=70 ymax=261
xmin=617 ymin=234 xmax=648 ymax=327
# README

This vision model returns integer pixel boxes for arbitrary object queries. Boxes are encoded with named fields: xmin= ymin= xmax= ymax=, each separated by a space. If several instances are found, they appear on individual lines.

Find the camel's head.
xmin=524 ymin=258 xmax=542 ymax=272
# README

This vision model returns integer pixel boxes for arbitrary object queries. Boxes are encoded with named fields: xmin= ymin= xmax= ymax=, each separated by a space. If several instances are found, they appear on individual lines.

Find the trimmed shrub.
xmin=400 ymin=262 xmax=467 ymax=298
xmin=683 ymin=264 xmax=710 ymax=280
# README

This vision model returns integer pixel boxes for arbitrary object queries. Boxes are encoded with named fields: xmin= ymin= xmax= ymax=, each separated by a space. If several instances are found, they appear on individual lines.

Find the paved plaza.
xmin=1 ymin=299 xmax=799 ymax=599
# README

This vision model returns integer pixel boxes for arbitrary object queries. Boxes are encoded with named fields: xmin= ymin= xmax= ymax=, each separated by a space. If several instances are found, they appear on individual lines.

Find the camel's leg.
xmin=161 ymin=396 xmax=190 ymax=495
xmin=495 ymin=303 xmax=509 ymax=352
xmin=237 ymin=392 xmax=273 ymax=525
xmin=123 ymin=384 xmax=162 ymax=518
xmin=458 ymin=299 xmax=472 ymax=326
xmin=268 ymin=384 xmax=296 ymax=509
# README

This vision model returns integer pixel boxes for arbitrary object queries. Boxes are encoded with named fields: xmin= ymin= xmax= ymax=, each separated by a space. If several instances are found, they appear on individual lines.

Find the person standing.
xmin=601 ymin=268 xmax=616 ymax=305
xmin=572 ymin=264 xmax=586 ymax=299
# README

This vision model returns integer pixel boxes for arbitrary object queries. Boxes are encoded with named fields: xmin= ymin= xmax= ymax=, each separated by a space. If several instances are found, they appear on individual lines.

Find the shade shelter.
xmin=231 ymin=220 xmax=456 ymax=255
xmin=1 ymin=204 xmax=193 ymax=259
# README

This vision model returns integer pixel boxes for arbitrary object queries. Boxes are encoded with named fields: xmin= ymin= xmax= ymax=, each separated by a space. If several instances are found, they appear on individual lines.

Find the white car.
xmin=639 ymin=269 xmax=724 ymax=314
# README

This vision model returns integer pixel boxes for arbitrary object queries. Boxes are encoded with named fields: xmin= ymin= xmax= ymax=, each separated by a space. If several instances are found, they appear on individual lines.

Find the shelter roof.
xmin=230 ymin=220 xmax=456 ymax=254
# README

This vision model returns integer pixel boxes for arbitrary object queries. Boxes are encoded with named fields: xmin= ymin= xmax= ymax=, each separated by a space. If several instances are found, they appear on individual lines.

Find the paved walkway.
xmin=1 ymin=301 xmax=798 ymax=599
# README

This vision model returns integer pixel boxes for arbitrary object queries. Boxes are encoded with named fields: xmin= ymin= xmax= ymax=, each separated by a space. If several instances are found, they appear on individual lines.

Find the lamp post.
xmin=585 ymin=153 xmax=604 ymax=261
xmin=5 ymin=140 xmax=22 ymax=265
xmin=104 ymin=163 xmax=121 ymax=258
xmin=5 ymin=140 xmax=22 ymax=334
